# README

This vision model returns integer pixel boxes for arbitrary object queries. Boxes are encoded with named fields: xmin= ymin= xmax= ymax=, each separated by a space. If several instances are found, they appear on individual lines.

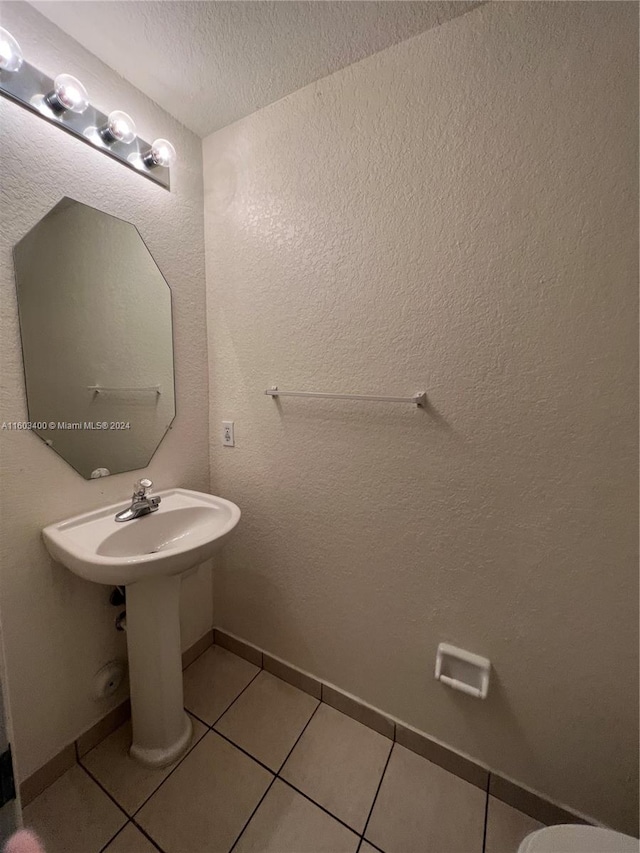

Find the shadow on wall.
xmin=205 ymin=153 xmax=240 ymax=217
xmin=268 ymin=392 xmax=459 ymax=437
xmin=455 ymin=669 xmax=540 ymax=778
xmin=214 ymin=559 xmax=319 ymax=672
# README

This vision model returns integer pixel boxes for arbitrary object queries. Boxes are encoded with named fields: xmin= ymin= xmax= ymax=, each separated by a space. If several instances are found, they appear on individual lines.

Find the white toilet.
xmin=518 ymin=824 xmax=639 ymax=853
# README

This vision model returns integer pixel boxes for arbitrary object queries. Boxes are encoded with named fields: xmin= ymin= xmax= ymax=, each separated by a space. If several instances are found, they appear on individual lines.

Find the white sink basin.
xmin=43 ymin=488 xmax=240 ymax=586
xmin=42 ymin=487 xmax=240 ymax=769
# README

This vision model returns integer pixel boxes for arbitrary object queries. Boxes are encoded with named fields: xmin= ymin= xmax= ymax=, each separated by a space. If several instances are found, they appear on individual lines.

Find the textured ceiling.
xmin=28 ymin=1 xmax=480 ymax=137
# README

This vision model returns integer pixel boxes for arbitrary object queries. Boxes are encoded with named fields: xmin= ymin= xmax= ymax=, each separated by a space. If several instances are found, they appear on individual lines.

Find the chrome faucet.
xmin=114 ymin=478 xmax=161 ymax=522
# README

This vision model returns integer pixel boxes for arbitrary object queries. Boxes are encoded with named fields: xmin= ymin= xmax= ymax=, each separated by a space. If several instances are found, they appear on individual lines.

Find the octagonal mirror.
xmin=13 ymin=198 xmax=175 ymax=479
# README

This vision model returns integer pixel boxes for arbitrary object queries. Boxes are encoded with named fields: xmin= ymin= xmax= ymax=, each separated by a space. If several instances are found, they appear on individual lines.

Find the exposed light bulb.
xmin=45 ymin=73 xmax=89 ymax=114
xmin=143 ymin=138 xmax=177 ymax=169
xmin=99 ymin=110 xmax=136 ymax=144
xmin=0 ymin=27 xmax=23 ymax=73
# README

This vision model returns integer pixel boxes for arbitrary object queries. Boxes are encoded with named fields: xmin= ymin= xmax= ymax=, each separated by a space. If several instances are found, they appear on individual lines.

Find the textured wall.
xmin=30 ymin=0 xmax=481 ymax=136
xmin=204 ymin=1 xmax=638 ymax=834
xmin=0 ymin=2 xmax=209 ymax=782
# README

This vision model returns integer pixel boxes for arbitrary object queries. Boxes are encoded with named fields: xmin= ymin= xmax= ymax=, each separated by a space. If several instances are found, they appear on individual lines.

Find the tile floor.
xmin=23 ymin=644 xmax=544 ymax=853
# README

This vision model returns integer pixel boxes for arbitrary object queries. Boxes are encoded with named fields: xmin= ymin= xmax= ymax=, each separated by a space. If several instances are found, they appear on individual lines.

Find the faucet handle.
xmin=133 ymin=478 xmax=152 ymax=498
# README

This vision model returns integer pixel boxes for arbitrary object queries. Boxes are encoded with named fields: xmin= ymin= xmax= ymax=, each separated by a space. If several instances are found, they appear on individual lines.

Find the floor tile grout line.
xmin=481 ymin=778 xmax=490 ymax=853
xmin=79 ymin=710 xmax=206 ymax=814
xmin=358 ymin=839 xmax=386 ymax=853
xmin=191 ymin=645 xmax=321 ymax=738
xmin=93 ymin=651 xmax=386 ymax=852
xmin=276 ymin=776 xmax=364 ymax=839
xmin=79 ymin=762 xmax=130 ymax=820
xmin=359 ymin=739 xmax=395 ymax=847
xmin=213 ymin=729 xmax=278 ymax=776
xmin=209 ymin=667 xmax=264 ymax=729
xmin=358 ymin=837 xmax=387 ymax=853
xmin=212 ymin=701 xmax=362 ymax=849
xmin=182 ymin=635 xmax=216 ymax=673
xmin=81 ymin=678 xmax=387 ymax=853
xmin=77 ymin=763 xmax=133 ymax=850
xmin=276 ymin=698 xmax=322 ymax=775
xmin=49 ymin=648 xmax=385 ymax=853
xmin=97 ymin=819 xmax=165 ymax=853
xmin=208 ymin=701 xmax=323 ymax=815
xmin=228 ymin=776 xmax=278 ymax=853
xmin=357 ymin=723 xmax=396 ymax=853
xmin=129 ymin=816 xmax=167 ymax=852
xmin=87 ymin=656 xmax=264 ymax=829
xmin=97 ymin=821 xmax=132 ymax=853
xmin=185 ymin=708 xmax=210 ymax=730
xmin=209 ymin=667 xmax=321 ymax=775
xmin=212 ymin=702 xmax=364 ymax=839
xmin=129 ymin=720 xmax=209 ymax=818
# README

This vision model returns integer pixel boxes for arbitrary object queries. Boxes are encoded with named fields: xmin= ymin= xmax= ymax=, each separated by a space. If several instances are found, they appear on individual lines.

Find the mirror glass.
xmin=13 ymin=198 xmax=175 ymax=479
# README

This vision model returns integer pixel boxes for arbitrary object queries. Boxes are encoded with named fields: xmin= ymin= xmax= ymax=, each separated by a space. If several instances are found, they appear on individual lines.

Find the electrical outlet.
xmin=222 ymin=421 xmax=234 ymax=446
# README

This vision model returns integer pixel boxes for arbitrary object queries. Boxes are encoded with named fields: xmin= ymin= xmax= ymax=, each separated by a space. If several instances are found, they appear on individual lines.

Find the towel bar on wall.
xmin=265 ymin=386 xmax=427 ymax=407
xmin=88 ymin=385 xmax=161 ymax=395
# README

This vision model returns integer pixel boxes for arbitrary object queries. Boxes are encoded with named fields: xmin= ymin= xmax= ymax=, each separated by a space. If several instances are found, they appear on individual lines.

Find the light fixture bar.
xmin=0 ymin=60 xmax=171 ymax=190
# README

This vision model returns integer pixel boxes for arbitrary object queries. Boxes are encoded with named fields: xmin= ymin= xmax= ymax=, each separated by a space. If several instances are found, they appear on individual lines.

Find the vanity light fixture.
xmin=0 ymin=27 xmax=174 ymax=189
xmin=45 ymin=73 xmax=89 ymax=114
xmin=99 ymin=109 xmax=137 ymax=144
xmin=143 ymin=138 xmax=177 ymax=169
xmin=0 ymin=26 xmax=23 ymax=72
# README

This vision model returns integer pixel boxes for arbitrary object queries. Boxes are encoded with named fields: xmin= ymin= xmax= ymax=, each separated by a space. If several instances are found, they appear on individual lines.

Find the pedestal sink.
xmin=42 ymin=488 xmax=240 ymax=767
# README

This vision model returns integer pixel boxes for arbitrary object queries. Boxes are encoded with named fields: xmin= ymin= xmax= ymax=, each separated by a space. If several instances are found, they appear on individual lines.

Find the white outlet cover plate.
xmin=222 ymin=421 xmax=234 ymax=446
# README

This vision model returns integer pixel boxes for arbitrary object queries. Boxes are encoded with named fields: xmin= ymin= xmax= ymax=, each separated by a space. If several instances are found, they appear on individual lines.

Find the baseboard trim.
xmin=20 ymin=629 xmax=215 ymax=807
xmin=75 ymin=699 xmax=132 ymax=761
xmin=19 ymin=744 xmax=76 ymax=807
xmin=395 ymin=720 xmax=488 ymax=791
xmin=322 ymin=682 xmax=395 ymax=741
xmin=213 ymin=628 xmax=262 ymax=667
xmin=20 ymin=626 xmax=596 ymax=829
xmin=489 ymin=773 xmax=591 ymax=828
xmin=213 ymin=626 xmax=594 ymax=829
xmin=182 ymin=629 xmax=215 ymax=670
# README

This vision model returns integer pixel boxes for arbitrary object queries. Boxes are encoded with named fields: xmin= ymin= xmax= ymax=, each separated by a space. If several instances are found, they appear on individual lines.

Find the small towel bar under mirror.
xmin=88 ymin=385 xmax=161 ymax=395
xmin=265 ymin=387 xmax=427 ymax=407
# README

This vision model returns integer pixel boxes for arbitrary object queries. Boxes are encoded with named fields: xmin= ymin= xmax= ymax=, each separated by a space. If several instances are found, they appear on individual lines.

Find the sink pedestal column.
xmin=125 ymin=574 xmax=192 ymax=767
